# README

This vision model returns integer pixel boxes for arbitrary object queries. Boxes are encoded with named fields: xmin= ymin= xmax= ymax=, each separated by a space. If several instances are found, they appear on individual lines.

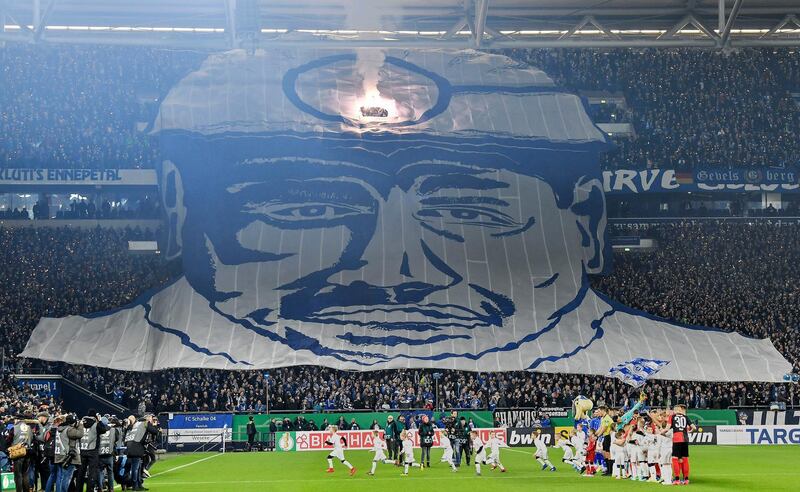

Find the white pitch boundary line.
xmin=149 ymin=453 xmax=223 ymax=478
xmin=112 ymin=453 xmax=222 ymax=490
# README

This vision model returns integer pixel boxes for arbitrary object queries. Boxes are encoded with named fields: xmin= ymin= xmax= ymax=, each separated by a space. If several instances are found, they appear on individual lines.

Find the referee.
xmin=596 ymin=406 xmax=614 ymax=476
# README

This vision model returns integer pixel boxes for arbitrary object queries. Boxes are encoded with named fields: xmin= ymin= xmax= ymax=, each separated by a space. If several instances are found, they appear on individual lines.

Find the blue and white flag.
xmin=609 ymin=358 xmax=671 ymax=388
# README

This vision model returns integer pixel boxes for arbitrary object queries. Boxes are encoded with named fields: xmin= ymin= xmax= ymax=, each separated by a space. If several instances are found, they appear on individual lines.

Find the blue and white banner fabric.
xmin=608 ymin=358 xmax=671 ymax=388
xmin=22 ymin=49 xmax=791 ymax=381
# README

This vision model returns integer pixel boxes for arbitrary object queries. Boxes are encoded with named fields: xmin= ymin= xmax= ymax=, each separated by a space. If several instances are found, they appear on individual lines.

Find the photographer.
xmin=33 ymin=411 xmax=54 ymax=492
xmin=98 ymin=416 xmax=118 ymax=492
xmin=142 ymin=415 xmax=160 ymax=477
xmin=268 ymin=418 xmax=278 ymax=451
xmin=124 ymin=415 xmax=158 ymax=491
xmin=76 ymin=409 xmax=109 ymax=492
xmin=8 ymin=413 xmax=35 ymax=492
xmin=456 ymin=417 xmax=471 ymax=467
xmin=246 ymin=416 xmax=257 ymax=452
xmin=418 ymin=415 xmax=434 ymax=468
xmin=384 ymin=415 xmax=399 ymax=463
xmin=54 ymin=414 xmax=84 ymax=492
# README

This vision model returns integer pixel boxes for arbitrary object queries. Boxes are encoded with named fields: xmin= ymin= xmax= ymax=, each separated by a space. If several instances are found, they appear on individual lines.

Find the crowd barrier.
xmin=274 ymin=428 xmax=508 ymax=452
xmin=160 ymin=409 xmax=762 ymax=451
xmin=229 ymin=410 xmax=493 ymax=443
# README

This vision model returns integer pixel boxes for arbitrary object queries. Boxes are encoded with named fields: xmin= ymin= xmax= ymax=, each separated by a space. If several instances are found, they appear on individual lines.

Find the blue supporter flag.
xmin=608 ymin=358 xmax=670 ymax=388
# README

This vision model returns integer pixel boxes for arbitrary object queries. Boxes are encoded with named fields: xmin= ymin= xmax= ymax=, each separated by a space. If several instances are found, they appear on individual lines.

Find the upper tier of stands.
xmin=1 ymin=46 xmax=798 ymax=171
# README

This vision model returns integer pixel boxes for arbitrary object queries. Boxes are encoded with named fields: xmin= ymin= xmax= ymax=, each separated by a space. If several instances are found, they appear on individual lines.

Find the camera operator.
xmin=54 ymin=414 xmax=84 ymax=492
xmin=33 ymin=411 xmax=54 ymax=492
xmin=142 ymin=415 xmax=160 ymax=478
xmin=124 ymin=414 xmax=158 ymax=491
xmin=76 ymin=409 xmax=109 ymax=492
xmin=419 ymin=415 xmax=434 ymax=468
xmin=42 ymin=414 xmax=59 ymax=492
xmin=384 ymin=415 xmax=399 ymax=463
xmin=8 ymin=412 xmax=35 ymax=492
xmin=98 ymin=416 xmax=118 ymax=492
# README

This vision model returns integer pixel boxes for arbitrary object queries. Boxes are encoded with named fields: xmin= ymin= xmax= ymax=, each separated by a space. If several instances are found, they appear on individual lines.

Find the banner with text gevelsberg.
xmin=603 ymin=168 xmax=800 ymax=194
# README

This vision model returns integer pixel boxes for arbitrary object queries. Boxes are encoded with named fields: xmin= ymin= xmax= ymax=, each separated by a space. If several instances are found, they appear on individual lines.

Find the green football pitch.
xmin=144 ymin=446 xmax=800 ymax=492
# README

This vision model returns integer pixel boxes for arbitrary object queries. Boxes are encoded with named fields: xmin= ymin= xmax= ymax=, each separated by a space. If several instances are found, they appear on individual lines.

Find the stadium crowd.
xmin=0 ymin=226 xmax=177 ymax=365
xmin=509 ymin=48 xmax=800 ymax=170
xmin=1 ymin=45 xmax=799 ymax=171
xmin=1 ymin=222 xmax=797 ymax=415
xmin=0 ymin=45 xmax=202 ymax=169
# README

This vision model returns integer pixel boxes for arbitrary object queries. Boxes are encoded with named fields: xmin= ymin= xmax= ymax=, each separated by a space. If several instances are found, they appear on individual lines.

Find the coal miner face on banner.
xmin=162 ymin=132 xmax=607 ymax=365
xmin=153 ymin=49 xmax=611 ymax=367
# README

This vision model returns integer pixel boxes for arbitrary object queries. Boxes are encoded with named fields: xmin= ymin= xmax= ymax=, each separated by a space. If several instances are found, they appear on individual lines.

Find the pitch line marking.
xmin=149 ymin=453 xmax=223 ymax=478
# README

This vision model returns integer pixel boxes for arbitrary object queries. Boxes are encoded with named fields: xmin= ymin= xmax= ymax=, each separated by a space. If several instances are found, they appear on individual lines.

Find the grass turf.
xmin=146 ymin=445 xmax=800 ymax=492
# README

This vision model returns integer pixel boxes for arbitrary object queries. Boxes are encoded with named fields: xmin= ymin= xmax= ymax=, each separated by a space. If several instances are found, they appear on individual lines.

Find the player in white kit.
xmin=368 ymin=430 xmax=394 ymax=476
xmin=555 ymin=434 xmax=577 ymax=469
xmin=471 ymin=431 xmax=487 ymax=476
xmin=570 ymin=426 xmax=587 ymax=473
xmin=659 ymin=421 xmax=674 ymax=485
xmin=400 ymin=430 xmax=423 ymax=476
xmin=531 ymin=428 xmax=556 ymax=472
xmin=645 ymin=424 xmax=661 ymax=482
xmin=485 ymin=431 xmax=507 ymax=472
xmin=439 ymin=433 xmax=458 ymax=471
xmin=611 ymin=430 xmax=628 ymax=479
xmin=325 ymin=426 xmax=356 ymax=476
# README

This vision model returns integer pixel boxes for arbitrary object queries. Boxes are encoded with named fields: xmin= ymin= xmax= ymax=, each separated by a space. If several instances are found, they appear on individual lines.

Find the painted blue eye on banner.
xmin=21 ymin=49 xmax=792 ymax=382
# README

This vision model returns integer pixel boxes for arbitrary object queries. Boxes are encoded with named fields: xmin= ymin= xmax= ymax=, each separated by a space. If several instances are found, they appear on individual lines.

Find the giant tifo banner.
xmin=21 ymin=49 xmax=790 ymax=381
xmin=603 ymin=168 xmax=800 ymax=194
xmin=166 ymin=413 xmax=233 ymax=444
xmin=717 ymin=425 xmax=800 ymax=445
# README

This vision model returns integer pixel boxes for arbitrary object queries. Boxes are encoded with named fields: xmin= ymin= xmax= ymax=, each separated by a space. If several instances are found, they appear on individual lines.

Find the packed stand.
xmin=506 ymin=48 xmax=800 ymax=170
xmin=45 ymin=363 xmax=795 ymax=416
xmin=0 ymin=226 xmax=178 ymax=359
xmin=0 ymin=45 xmax=202 ymax=169
xmin=2 ymin=221 xmax=798 ymax=415
xmin=595 ymin=221 xmax=800 ymax=374
xmin=2 ymin=45 xmax=800 ymax=171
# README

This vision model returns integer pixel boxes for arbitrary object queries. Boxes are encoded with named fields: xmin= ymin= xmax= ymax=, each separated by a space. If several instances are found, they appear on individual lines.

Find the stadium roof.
xmin=1 ymin=0 xmax=800 ymax=50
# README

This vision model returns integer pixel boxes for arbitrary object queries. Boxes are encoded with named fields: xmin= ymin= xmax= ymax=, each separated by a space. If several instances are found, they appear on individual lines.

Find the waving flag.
xmin=608 ymin=358 xmax=671 ymax=388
